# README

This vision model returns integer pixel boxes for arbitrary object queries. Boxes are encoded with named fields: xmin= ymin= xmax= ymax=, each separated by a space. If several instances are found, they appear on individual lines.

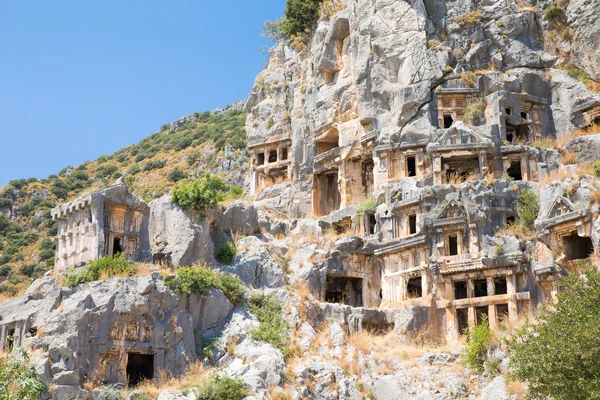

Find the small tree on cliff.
xmin=508 ymin=267 xmax=600 ymax=399
xmin=170 ymin=173 xmax=228 ymax=212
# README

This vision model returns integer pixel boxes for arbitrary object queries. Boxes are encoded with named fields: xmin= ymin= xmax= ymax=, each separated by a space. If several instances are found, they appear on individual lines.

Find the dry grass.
xmin=134 ymin=361 xmax=210 ymax=397
xmin=561 ymin=150 xmax=578 ymax=165
xmin=506 ymin=379 xmax=527 ymax=396
xmin=494 ymin=224 xmax=536 ymax=241
xmin=574 ymin=122 xmax=600 ymax=138
xmin=590 ymin=187 xmax=600 ymax=205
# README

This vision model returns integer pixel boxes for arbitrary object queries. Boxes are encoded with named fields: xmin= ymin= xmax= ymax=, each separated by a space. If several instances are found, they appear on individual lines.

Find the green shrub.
xmin=248 ymin=293 xmax=290 ymax=357
xmin=228 ymin=185 xmax=244 ymax=200
xmin=166 ymin=266 xmax=244 ymax=305
xmin=281 ymin=0 xmax=322 ymax=37
xmin=65 ymin=254 xmax=136 ymax=287
xmin=166 ymin=266 xmax=217 ymax=295
xmin=171 ymin=173 xmax=228 ymax=211
xmin=95 ymin=165 xmax=118 ymax=179
xmin=356 ymin=197 xmax=376 ymax=218
xmin=128 ymin=165 xmax=142 ymax=175
xmin=0 ymin=265 xmax=11 ymax=277
xmin=97 ymin=384 xmax=122 ymax=400
xmin=19 ymin=264 xmax=37 ymax=277
xmin=463 ymin=99 xmax=486 ymax=126
xmin=218 ymin=273 xmax=245 ymax=306
xmin=0 ymin=347 xmax=48 ymax=400
xmin=0 ymin=198 xmax=13 ymax=209
xmin=196 ymin=375 xmax=248 ymax=400
xmin=591 ymin=160 xmax=600 ymax=179
xmin=216 ymin=242 xmax=237 ymax=264
xmin=167 ymin=167 xmax=188 ymax=183
xmin=508 ymin=267 xmax=600 ymax=399
xmin=143 ymin=160 xmax=166 ymax=171
xmin=558 ymin=63 xmax=591 ymax=84
xmin=463 ymin=314 xmax=492 ymax=372
xmin=544 ymin=5 xmax=564 ymax=21
xmin=516 ymin=188 xmax=539 ymax=231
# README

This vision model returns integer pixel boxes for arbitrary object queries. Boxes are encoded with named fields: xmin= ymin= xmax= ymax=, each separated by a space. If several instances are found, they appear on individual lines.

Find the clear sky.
xmin=0 ymin=0 xmax=284 ymax=186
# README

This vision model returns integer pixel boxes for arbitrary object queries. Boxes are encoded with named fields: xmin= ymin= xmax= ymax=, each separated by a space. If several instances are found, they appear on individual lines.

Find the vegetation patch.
xmin=463 ymin=99 xmax=486 ymax=126
xmin=508 ymin=267 xmax=600 ymax=399
xmin=171 ymin=173 xmax=229 ymax=212
xmin=463 ymin=314 xmax=492 ymax=372
xmin=196 ymin=375 xmax=248 ymax=400
xmin=516 ymin=188 xmax=539 ymax=232
xmin=166 ymin=265 xmax=244 ymax=306
xmin=0 ymin=348 xmax=48 ymax=400
xmin=355 ymin=197 xmax=376 ymax=218
xmin=65 ymin=254 xmax=136 ymax=287
xmin=544 ymin=5 xmax=565 ymax=21
xmin=456 ymin=10 xmax=482 ymax=26
xmin=215 ymin=242 xmax=237 ymax=264
xmin=248 ymin=293 xmax=291 ymax=357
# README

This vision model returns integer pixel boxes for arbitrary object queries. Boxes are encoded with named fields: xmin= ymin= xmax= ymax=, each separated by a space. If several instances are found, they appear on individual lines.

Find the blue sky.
xmin=0 ymin=0 xmax=284 ymax=186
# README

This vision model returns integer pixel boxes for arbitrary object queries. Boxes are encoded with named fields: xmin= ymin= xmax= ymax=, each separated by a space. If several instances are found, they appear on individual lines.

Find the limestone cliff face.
xmin=245 ymin=0 xmax=598 ymax=216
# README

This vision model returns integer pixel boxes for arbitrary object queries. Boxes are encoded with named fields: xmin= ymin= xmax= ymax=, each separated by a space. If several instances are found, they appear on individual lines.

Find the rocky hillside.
xmin=0 ymin=105 xmax=248 ymax=299
xmin=2 ymin=0 xmax=600 ymax=399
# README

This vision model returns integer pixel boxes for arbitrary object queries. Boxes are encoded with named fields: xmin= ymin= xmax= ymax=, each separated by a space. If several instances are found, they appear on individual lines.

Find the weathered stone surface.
xmin=565 ymin=134 xmax=600 ymax=164
xmin=225 ymin=236 xmax=286 ymax=288
xmin=148 ymin=195 xmax=215 ymax=267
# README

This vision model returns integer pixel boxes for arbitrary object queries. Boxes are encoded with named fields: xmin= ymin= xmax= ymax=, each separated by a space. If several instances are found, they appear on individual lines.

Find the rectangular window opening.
xmin=407 ymin=276 xmax=423 ymax=298
xmin=268 ymin=150 xmax=277 ymax=163
xmin=454 ymin=281 xmax=468 ymax=300
xmin=494 ymin=277 xmax=508 ymax=295
xmin=409 ymin=214 xmax=417 ymax=235
xmin=457 ymin=308 xmax=469 ymax=335
xmin=448 ymin=234 xmax=458 ymax=256
xmin=476 ymin=306 xmax=489 ymax=326
xmin=257 ymin=153 xmax=265 ymax=166
xmin=406 ymin=156 xmax=417 ymax=177
xmin=474 ymin=279 xmax=487 ymax=297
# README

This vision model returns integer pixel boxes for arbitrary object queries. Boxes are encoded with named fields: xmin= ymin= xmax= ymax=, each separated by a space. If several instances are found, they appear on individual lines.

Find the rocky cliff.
xmin=1 ymin=0 xmax=600 ymax=399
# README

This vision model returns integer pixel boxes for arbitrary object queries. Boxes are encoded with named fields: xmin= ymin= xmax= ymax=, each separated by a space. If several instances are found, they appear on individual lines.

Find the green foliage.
xmin=463 ymin=314 xmax=491 ymax=372
xmin=64 ymin=254 xmax=136 ymax=287
xmin=508 ymin=267 xmax=600 ymax=399
xmin=171 ymin=174 xmax=228 ymax=211
xmin=0 ymin=265 xmax=11 ymax=277
xmin=516 ymin=188 xmax=539 ymax=231
xmin=167 ymin=167 xmax=188 ymax=183
xmin=215 ymin=242 xmax=237 ymax=264
xmin=166 ymin=266 xmax=245 ymax=305
xmin=463 ymin=99 xmax=486 ymax=126
xmin=282 ymin=0 xmax=322 ymax=37
xmin=228 ymin=185 xmax=244 ymax=200
xmin=0 ymin=348 xmax=48 ymax=400
xmin=248 ymin=293 xmax=291 ymax=357
xmin=97 ymin=384 xmax=122 ymax=400
xmin=456 ymin=10 xmax=482 ymax=25
xmin=143 ymin=160 xmax=166 ymax=171
xmin=592 ymin=160 xmax=600 ymax=179
xmin=0 ymin=198 xmax=13 ymax=209
xmin=356 ymin=197 xmax=376 ymax=218
xmin=196 ymin=375 xmax=248 ymax=400
xmin=544 ymin=5 xmax=565 ymax=21
xmin=558 ymin=63 xmax=592 ymax=84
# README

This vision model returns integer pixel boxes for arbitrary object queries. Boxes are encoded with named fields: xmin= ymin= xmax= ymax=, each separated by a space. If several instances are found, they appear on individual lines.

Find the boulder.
xmin=148 ymin=195 xmax=215 ymax=267
xmin=220 ymin=201 xmax=259 ymax=236
xmin=565 ymin=134 xmax=600 ymax=164
xmin=225 ymin=236 xmax=286 ymax=288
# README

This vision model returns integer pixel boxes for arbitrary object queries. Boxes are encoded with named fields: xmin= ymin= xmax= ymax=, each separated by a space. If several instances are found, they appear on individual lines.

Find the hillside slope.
xmin=0 ymin=106 xmax=248 ymax=298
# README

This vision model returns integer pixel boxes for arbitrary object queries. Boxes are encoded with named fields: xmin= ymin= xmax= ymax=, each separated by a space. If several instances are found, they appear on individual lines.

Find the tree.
xmin=282 ymin=0 xmax=322 ymax=37
xmin=508 ymin=267 xmax=600 ymax=399
xmin=517 ymin=188 xmax=539 ymax=231
xmin=171 ymin=174 xmax=228 ymax=211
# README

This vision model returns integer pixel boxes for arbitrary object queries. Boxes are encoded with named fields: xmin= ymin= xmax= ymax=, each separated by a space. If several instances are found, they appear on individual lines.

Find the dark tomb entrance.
xmin=127 ymin=353 xmax=155 ymax=387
